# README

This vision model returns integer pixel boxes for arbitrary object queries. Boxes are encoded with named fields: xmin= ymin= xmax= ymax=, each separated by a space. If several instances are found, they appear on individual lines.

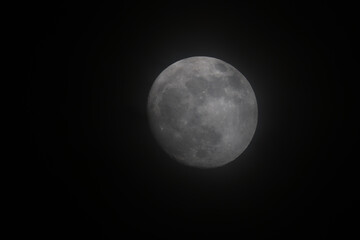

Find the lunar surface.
xmin=147 ymin=56 xmax=257 ymax=168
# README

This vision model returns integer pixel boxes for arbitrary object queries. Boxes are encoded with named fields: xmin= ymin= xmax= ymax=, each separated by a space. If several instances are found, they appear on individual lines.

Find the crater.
xmin=196 ymin=149 xmax=207 ymax=158
xmin=233 ymin=99 xmax=245 ymax=112
xmin=185 ymin=76 xmax=209 ymax=95
xmin=188 ymin=112 xmax=202 ymax=126
xmin=198 ymin=125 xmax=222 ymax=146
xmin=227 ymin=73 xmax=242 ymax=91
xmin=215 ymin=62 xmax=227 ymax=72
xmin=207 ymin=78 xmax=226 ymax=98
xmin=156 ymin=68 xmax=184 ymax=94
xmin=158 ymin=87 xmax=189 ymax=130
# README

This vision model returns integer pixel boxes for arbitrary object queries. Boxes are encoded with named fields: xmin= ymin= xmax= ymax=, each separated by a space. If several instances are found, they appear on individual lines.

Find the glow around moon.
xmin=147 ymin=56 xmax=257 ymax=168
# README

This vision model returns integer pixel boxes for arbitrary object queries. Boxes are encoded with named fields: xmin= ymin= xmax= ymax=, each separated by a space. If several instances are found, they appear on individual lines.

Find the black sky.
xmin=26 ymin=1 xmax=356 ymax=239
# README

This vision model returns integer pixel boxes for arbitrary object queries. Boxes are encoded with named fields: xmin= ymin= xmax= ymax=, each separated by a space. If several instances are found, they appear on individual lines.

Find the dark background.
xmin=25 ymin=1 xmax=356 ymax=239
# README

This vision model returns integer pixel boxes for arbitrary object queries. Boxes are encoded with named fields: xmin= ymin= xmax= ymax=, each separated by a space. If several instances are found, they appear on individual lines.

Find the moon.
xmin=147 ymin=56 xmax=258 ymax=168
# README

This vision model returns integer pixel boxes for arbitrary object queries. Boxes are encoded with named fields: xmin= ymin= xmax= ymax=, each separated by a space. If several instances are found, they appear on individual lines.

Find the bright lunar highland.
xmin=147 ymin=56 xmax=258 ymax=168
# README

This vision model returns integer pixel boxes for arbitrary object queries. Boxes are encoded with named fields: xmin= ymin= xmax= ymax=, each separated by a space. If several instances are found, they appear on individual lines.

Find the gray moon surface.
xmin=147 ymin=56 xmax=258 ymax=168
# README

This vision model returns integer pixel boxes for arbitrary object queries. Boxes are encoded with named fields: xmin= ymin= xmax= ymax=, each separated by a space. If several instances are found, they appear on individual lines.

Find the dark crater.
xmin=207 ymin=78 xmax=227 ymax=98
xmin=227 ymin=73 xmax=243 ymax=91
xmin=158 ymin=87 xmax=189 ymax=130
xmin=185 ymin=76 xmax=209 ymax=95
xmin=215 ymin=62 xmax=227 ymax=72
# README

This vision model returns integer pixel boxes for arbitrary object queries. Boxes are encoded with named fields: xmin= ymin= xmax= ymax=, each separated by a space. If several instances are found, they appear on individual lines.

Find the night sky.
xmin=26 ymin=1 xmax=356 ymax=239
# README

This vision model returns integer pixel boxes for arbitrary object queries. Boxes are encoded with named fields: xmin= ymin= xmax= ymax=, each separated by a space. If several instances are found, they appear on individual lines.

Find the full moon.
xmin=147 ymin=56 xmax=258 ymax=168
